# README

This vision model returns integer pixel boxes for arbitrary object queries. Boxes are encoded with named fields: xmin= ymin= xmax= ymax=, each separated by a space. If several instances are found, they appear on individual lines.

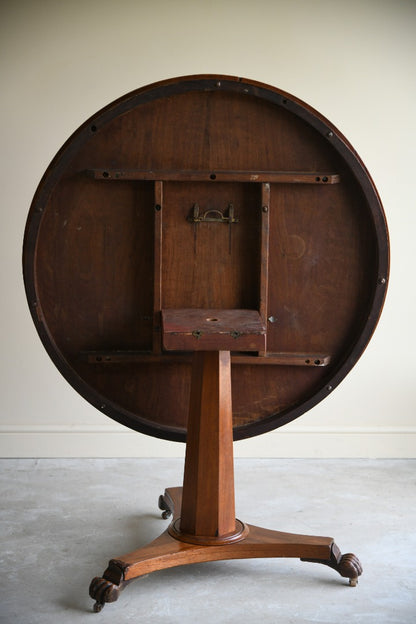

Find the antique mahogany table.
xmin=23 ymin=75 xmax=389 ymax=612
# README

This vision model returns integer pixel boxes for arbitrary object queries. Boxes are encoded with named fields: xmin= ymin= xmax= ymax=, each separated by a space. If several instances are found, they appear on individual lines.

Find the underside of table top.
xmin=23 ymin=75 xmax=389 ymax=442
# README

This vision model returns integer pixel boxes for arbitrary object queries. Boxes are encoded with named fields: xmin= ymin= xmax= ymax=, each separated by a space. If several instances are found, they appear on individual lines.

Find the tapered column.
xmin=180 ymin=351 xmax=236 ymax=538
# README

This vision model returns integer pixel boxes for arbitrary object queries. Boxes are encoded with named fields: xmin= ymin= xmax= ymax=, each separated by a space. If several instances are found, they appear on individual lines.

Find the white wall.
xmin=1 ymin=0 xmax=415 ymax=458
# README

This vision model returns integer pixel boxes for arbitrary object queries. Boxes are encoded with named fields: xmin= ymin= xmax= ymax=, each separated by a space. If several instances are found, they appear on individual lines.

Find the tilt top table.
xmin=23 ymin=75 xmax=389 ymax=613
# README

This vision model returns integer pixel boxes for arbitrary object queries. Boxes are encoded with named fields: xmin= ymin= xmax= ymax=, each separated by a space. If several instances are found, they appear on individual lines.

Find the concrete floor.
xmin=1 ymin=458 xmax=415 ymax=623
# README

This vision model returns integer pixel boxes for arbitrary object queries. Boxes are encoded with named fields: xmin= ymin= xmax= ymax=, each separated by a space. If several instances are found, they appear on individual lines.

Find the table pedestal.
xmin=89 ymin=350 xmax=362 ymax=612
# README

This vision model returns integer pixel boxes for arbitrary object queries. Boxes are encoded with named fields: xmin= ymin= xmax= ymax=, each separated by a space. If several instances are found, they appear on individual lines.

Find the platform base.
xmin=89 ymin=487 xmax=362 ymax=612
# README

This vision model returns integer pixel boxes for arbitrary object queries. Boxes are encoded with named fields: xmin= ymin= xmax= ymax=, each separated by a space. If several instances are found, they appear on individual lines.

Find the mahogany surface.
xmin=23 ymin=75 xmax=389 ymax=443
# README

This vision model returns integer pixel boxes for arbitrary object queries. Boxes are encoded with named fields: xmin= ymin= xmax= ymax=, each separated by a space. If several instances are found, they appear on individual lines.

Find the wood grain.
xmin=180 ymin=351 xmax=236 ymax=538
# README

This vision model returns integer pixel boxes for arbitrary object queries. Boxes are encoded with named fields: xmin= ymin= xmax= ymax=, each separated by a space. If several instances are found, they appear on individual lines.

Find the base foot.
xmin=158 ymin=494 xmax=172 ymax=519
xmin=158 ymin=488 xmax=178 ymax=520
xmin=89 ymin=577 xmax=122 ymax=612
xmin=89 ymin=560 xmax=126 ymax=612
xmin=301 ymin=544 xmax=362 ymax=585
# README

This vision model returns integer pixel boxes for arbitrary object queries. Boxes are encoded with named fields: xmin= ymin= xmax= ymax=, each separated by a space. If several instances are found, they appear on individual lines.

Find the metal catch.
xmin=187 ymin=203 xmax=239 ymax=224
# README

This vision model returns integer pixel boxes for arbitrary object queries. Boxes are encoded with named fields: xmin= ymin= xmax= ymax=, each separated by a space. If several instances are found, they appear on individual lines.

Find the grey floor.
xmin=1 ymin=459 xmax=415 ymax=623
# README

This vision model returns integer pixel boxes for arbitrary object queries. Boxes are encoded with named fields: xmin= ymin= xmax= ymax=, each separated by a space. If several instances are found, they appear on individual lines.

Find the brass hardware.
xmin=188 ymin=203 xmax=239 ymax=254
xmin=187 ymin=203 xmax=239 ymax=224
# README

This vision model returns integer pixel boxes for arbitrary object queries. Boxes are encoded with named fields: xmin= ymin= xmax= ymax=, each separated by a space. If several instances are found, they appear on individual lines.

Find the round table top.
xmin=23 ymin=75 xmax=389 ymax=442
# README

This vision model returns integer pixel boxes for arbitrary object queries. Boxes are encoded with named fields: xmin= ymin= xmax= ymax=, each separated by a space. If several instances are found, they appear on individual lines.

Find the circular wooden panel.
xmin=23 ymin=75 xmax=389 ymax=442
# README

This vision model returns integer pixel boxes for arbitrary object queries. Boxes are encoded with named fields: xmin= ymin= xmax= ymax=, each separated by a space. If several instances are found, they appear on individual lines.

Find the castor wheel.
xmin=93 ymin=601 xmax=104 ymax=613
xmin=158 ymin=494 xmax=172 ymax=519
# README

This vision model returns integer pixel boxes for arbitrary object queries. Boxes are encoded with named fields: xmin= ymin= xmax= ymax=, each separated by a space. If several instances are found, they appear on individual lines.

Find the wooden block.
xmin=161 ymin=309 xmax=266 ymax=352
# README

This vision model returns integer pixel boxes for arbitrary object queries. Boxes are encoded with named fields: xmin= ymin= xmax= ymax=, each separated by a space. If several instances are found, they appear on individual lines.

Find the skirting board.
xmin=0 ymin=425 xmax=415 ymax=458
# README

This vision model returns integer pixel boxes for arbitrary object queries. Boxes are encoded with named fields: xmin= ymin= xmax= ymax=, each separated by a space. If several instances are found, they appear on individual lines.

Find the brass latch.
xmin=187 ymin=203 xmax=239 ymax=224
xmin=187 ymin=203 xmax=239 ymax=254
